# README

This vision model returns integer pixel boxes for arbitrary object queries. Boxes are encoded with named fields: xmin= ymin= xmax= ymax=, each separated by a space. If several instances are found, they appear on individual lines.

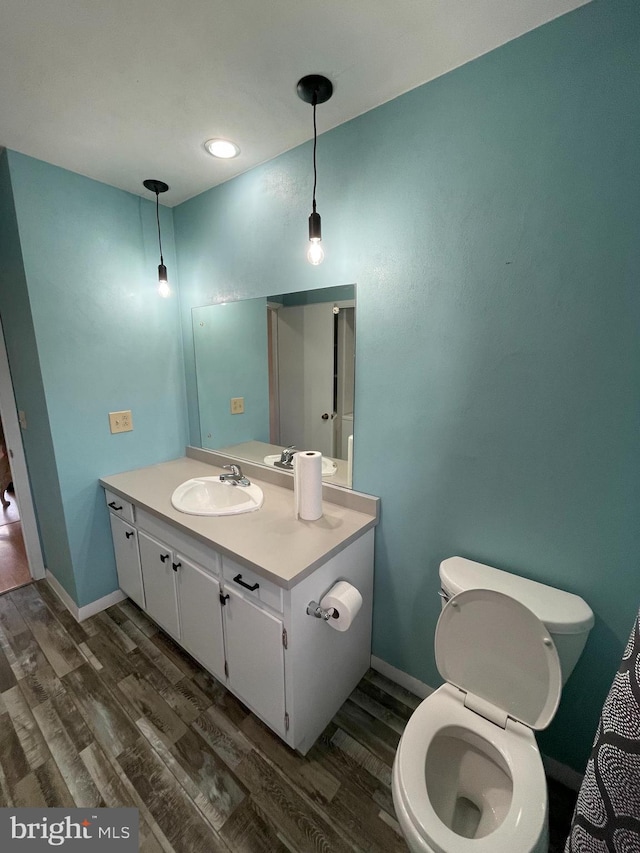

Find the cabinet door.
xmin=138 ymin=531 xmax=180 ymax=639
xmin=176 ymin=556 xmax=225 ymax=681
xmin=109 ymin=514 xmax=145 ymax=609
xmin=224 ymin=587 xmax=286 ymax=735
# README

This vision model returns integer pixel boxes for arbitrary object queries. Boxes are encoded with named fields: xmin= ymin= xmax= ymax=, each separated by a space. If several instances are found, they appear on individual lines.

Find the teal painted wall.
xmin=0 ymin=152 xmax=77 ymax=599
xmin=280 ymin=284 xmax=355 ymax=306
xmin=193 ymin=298 xmax=269 ymax=449
xmin=174 ymin=0 xmax=640 ymax=771
xmin=4 ymin=152 xmax=189 ymax=606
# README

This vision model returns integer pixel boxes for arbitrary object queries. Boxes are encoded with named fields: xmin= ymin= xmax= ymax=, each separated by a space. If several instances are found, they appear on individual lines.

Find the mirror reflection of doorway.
xmin=0 ymin=413 xmax=31 ymax=594
xmin=271 ymin=301 xmax=355 ymax=459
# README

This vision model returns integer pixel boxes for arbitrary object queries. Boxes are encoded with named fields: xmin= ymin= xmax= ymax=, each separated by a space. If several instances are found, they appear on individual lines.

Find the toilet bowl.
xmin=392 ymin=684 xmax=548 ymax=852
xmin=392 ymin=560 xmax=594 ymax=853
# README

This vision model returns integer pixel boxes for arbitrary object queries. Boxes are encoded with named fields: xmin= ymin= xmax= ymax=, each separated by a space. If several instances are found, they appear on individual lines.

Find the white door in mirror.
xmin=171 ymin=477 xmax=263 ymax=516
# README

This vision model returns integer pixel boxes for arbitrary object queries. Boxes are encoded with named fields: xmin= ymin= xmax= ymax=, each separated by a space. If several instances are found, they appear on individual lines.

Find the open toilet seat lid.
xmin=435 ymin=588 xmax=562 ymax=730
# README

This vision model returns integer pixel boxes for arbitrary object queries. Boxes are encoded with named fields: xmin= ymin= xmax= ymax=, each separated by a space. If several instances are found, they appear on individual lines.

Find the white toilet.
xmin=392 ymin=556 xmax=594 ymax=853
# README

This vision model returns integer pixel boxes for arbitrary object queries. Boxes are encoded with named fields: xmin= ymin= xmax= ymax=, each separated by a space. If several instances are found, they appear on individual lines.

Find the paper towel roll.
xmin=294 ymin=451 xmax=323 ymax=521
xmin=320 ymin=581 xmax=363 ymax=632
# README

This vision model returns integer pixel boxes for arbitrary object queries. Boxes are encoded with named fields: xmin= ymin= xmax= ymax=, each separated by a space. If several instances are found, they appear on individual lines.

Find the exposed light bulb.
xmin=307 ymin=208 xmax=324 ymax=265
xmin=307 ymin=239 xmax=324 ymax=265
xmin=158 ymin=263 xmax=170 ymax=298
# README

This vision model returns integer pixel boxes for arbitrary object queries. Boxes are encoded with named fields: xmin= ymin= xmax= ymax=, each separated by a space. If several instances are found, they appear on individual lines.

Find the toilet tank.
xmin=439 ymin=557 xmax=594 ymax=685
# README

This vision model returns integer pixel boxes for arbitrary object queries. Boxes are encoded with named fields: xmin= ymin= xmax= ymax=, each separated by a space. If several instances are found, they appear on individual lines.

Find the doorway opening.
xmin=0 ymin=316 xmax=45 ymax=593
xmin=270 ymin=300 xmax=355 ymax=459
xmin=0 ymin=411 xmax=31 ymax=593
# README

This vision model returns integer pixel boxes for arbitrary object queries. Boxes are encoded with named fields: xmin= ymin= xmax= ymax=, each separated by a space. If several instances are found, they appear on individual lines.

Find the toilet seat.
xmin=435 ymin=588 xmax=562 ymax=729
xmin=393 ymin=590 xmax=560 ymax=852
xmin=393 ymin=684 xmax=548 ymax=853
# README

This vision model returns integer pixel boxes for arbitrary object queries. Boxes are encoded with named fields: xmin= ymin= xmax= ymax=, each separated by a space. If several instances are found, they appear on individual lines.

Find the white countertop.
xmin=100 ymin=456 xmax=378 ymax=589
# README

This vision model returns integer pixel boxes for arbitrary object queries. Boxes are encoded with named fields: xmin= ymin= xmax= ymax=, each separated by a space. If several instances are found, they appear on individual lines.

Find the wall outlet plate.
xmin=230 ymin=397 xmax=244 ymax=415
xmin=109 ymin=410 xmax=133 ymax=433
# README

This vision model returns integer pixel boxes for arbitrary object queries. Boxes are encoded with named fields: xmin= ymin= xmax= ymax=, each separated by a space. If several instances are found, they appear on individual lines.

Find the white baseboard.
xmin=45 ymin=570 xmax=126 ymax=622
xmin=370 ymin=654 xmax=584 ymax=791
xmin=370 ymin=655 xmax=433 ymax=699
xmin=45 ymin=571 xmax=80 ymax=618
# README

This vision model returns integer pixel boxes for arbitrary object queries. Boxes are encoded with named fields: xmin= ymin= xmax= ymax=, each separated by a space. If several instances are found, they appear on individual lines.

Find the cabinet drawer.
xmin=223 ymin=557 xmax=283 ymax=613
xmin=137 ymin=509 xmax=220 ymax=575
xmin=104 ymin=489 xmax=135 ymax=523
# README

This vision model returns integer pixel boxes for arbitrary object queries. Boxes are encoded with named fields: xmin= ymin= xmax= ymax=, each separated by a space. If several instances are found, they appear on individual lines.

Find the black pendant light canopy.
xmin=297 ymin=75 xmax=333 ymax=265
xmin=143 ymin=179 xmax=170 ymax=296
xmin=296 ymin=75 xmax=333 ymax=106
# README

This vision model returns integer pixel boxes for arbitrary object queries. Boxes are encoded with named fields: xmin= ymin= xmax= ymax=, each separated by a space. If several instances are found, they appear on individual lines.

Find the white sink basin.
xmin=171 ymin=477 xmax=263 ymax=516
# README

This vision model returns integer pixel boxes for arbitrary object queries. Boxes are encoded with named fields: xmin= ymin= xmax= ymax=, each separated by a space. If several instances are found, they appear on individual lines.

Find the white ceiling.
xmin=0 ymin=0 xmax=590 ymax=206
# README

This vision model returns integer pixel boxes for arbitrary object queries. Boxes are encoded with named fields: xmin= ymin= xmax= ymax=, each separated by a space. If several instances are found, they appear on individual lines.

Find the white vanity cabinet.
xmin=101 ymin=460 xmax=377 ymax=755
xmin=106 ymin=500 xmax=227 ymax=681
xmin=135 ymin=520 xmax=227 ymax=683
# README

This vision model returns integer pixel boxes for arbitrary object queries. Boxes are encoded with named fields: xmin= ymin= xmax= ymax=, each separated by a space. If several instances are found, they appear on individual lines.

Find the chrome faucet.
xmin=275 ymin=445 xmax=296 ymax=470
xmin=219 ymin=464 xmax=251 ymax=486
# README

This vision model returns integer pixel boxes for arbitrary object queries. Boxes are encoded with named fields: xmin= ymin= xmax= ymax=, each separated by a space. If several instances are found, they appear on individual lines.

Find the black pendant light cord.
xmin=312 ymin=93 xmax=318 ymax=215
xmin=143 ymin=179 xmax=170 ymax=286
xmin=295 ymin=75 xmax=332 ymax=259
xmin=155 ymin=192 xmax=164 ymax=266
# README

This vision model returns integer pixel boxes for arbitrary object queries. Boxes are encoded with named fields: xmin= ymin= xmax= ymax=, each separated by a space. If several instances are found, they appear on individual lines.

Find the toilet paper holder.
xmin=306 ymin=600 xmax=339 ymax=621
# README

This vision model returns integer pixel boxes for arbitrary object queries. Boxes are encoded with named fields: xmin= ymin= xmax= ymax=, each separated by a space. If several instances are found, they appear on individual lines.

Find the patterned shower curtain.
xmin=565 ymin=608 xmax=640 ymax=851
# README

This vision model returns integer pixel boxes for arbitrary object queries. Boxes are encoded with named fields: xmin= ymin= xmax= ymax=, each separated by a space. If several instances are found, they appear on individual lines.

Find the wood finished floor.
xmin=0 ymin=581 xmax=576 ymax=852
xmin=0 ymin=498 xmax=31 ymax=595
xmin=0 ymin=581 xmax=410 ymax=852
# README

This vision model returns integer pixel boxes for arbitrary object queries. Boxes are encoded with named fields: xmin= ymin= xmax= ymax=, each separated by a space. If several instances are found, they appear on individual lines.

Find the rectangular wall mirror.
xmin=192 ymin=284 xmax=356 ymax=488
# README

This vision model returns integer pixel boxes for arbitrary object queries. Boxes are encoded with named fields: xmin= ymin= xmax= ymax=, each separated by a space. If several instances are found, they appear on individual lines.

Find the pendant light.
xmin=297 ymin=75 xmax=333 ymax=265
xmin=143 ymin=179 xmax=170 ymax=297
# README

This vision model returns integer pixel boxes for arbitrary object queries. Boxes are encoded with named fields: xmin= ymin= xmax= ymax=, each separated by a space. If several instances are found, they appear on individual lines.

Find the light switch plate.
xmin=109 ymin=410 xmax=133 ymax=433
xmin=230 ymin=397 xmax=244 ymax=415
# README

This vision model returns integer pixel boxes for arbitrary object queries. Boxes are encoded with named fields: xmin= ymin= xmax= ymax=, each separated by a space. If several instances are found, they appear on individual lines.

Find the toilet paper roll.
xmin=294 ymin=451 xmax=323 ymax=521
xmin=320 ymin=581 xmax=363 ymax=632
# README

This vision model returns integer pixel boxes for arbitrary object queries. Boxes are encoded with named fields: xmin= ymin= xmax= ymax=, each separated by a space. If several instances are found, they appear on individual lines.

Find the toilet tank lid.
xmin=439 ymin=557 xmax=594 ymax=635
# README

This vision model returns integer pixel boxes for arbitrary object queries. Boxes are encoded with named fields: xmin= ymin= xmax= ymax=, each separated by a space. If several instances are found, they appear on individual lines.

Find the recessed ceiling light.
xmin=204 ymin=138 xmax=240 ymax=159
